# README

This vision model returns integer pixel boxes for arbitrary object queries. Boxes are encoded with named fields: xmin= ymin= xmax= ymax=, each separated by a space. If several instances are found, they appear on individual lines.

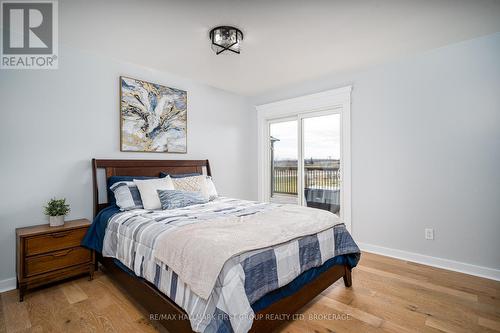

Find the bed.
xmin=83 ymin=159 xmax=360 ymax=333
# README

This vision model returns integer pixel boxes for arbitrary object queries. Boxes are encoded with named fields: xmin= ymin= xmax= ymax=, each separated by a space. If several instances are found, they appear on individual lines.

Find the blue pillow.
xmin=157 ymin=190 xmax=208 ymax=210
xmin=107 ymin=176 xmax=155 ymax=205
xmin=159 ymin=172 xmax=201 ymax=179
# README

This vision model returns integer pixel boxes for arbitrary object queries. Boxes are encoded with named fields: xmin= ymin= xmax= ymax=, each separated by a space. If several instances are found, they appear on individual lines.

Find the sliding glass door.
xmin=302 ymin=113 xmax=341 ymax=215
xmin=268 ymin=110 xmax=342 ymax=216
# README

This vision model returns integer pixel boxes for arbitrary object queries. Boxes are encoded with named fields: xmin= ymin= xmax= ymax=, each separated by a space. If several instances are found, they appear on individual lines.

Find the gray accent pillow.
xmin=157 ymin=189 xmax=208 ymax=210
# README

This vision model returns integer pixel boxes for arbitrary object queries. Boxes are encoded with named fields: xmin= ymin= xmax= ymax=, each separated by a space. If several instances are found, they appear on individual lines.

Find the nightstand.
xmin=16 ymin=219 xmax=95 ymax=301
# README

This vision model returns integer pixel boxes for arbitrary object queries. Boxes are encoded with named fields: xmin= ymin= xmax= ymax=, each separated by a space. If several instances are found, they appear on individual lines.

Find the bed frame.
xmin=92 ymin=158 xmax=352 ymax=333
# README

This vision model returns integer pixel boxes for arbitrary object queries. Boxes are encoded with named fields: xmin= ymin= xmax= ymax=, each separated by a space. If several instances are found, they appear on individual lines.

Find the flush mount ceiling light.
xmin=209 ymin=26 xmax=244 ymax=55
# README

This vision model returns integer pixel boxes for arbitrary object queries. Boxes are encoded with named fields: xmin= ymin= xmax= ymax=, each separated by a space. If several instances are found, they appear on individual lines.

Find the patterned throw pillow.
xmin=157 ymin=190 xmax=208 ymax=210
xmin=171 ymin=175 xmax=210 ymax=200
xmin=107 ymin=175 xmax=154 ymax=205
xmin=110 ymin=181 xmax=143 ymax=211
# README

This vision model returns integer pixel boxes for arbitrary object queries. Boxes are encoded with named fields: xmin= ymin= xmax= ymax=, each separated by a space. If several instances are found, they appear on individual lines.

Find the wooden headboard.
xmin=92 ymin=159 xmax=211 ymax=217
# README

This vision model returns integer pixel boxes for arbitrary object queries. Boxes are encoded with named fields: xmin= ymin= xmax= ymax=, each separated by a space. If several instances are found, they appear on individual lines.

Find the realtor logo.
xmin=1 ymin=1 xmax=58 ymax=69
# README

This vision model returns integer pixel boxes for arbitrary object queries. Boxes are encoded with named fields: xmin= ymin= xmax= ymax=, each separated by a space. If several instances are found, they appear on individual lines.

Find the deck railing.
xmin=273 ymin=166 xmax=340 ymax=195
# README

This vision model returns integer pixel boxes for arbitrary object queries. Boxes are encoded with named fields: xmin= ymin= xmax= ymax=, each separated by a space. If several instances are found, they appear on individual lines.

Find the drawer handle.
xmin=51 ymin=249 xmax=73 ymax=257
xmin=51 ymin=232 xmax=71 ymax=238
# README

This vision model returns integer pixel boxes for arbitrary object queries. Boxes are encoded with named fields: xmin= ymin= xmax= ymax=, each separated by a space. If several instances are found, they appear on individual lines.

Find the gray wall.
xmin=0 ymin=47 xmax=257 ymax=281
xmin=254 ymin=33 xmax=500 ymax=270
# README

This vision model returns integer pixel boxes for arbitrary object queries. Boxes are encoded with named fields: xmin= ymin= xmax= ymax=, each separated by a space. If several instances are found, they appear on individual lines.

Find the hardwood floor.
xmin=1 ymin=252 xmax=499 ymax=333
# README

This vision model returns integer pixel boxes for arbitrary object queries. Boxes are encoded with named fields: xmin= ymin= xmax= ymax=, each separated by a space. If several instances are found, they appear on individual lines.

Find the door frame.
xmin=256 ymin=86 xmax=352 ymax=231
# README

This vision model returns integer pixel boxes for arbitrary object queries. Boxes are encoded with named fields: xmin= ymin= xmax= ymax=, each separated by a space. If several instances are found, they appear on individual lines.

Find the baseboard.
xmin=0 ymin=277 xmax=16 ymax=293
xmin=358 ymin=242 xmax=500 ymax=281
xmin=1 ymin=247 xmax=497 ymax=292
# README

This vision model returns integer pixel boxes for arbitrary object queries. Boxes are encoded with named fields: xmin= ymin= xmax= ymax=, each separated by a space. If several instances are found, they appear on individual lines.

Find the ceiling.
xmin=61 ymin=0 xmax=500 ymax=96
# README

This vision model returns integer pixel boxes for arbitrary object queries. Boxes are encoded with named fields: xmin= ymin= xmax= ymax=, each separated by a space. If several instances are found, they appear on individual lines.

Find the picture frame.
xmin=119 ymin=76 xmax=187 ymax=153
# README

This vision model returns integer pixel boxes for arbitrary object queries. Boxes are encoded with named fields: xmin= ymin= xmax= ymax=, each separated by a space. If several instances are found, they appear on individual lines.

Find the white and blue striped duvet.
xmin=102 ymin=197 xmax=359 ymax=333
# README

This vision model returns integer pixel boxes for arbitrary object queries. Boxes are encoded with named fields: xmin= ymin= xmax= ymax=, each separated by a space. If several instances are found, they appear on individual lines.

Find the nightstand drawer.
xmin=25 ymin=247 xmax=91 ymax=277
xmin=25 ymin=228 xmax=87 ymax=256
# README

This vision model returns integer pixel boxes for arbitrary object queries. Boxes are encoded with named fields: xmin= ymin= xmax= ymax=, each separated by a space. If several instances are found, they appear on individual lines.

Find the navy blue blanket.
xmin=81 ymin=205 xmax=120 ymax=252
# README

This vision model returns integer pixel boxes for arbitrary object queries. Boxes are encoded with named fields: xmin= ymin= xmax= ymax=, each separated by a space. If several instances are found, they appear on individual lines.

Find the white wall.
xmin=0 ymin=46 xmax=257 ymax=283
xmin=0 ymin=30 xmax=498 ymax=286
xmin=254 ymin=33 xmax=500 ymax=273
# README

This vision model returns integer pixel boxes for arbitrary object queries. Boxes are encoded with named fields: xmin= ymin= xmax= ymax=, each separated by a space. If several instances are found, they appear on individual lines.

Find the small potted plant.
xmin=44 ymin=198 xmax=70 ymax=227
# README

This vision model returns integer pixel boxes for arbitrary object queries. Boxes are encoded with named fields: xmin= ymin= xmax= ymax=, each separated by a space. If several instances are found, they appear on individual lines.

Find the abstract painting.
xmin=120 ymin=76 xmax=187 ymax=153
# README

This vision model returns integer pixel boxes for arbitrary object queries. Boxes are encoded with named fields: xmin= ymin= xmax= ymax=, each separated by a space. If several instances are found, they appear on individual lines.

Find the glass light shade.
xmin=209 ymin=26 xmax=243 ymax=55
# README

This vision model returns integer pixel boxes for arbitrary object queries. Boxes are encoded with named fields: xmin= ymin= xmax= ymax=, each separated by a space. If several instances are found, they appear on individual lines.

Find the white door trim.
xmin=256 ymin=86 xmax=352 ymax=231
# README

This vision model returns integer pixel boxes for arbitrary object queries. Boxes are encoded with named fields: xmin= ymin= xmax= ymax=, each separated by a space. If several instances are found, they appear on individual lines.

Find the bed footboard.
xmin=98 ymin=254 xmax=351 ymax=333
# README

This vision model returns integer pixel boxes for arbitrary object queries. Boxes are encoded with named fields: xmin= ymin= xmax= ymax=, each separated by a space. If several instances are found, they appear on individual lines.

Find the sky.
xmin=270 ymin=114 xmax=340 ymax=160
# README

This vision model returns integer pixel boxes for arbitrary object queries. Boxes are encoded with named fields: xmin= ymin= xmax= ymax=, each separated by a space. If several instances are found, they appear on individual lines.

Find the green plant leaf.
xmin=44 ymin=198 xmax=70 ymax=216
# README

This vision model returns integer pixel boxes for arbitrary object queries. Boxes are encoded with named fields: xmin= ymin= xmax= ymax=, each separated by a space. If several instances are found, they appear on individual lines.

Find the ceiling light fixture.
xmin=209 ymin=26 xmax=244 ymax=55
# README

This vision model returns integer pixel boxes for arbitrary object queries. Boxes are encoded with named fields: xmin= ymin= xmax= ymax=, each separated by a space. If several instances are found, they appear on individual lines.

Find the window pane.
xmin=303 ymin=114 xmax=341 ymax=215
xmin=269 ymin=120 xmax=298 ymax=205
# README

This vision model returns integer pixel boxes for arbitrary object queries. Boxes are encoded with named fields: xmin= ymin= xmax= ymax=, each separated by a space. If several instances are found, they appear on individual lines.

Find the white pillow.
xmin=171 ymin=175 xmax=210 ymax=201
xmin=134 ymin=177 xmax=174 ymax=210
xmin=206 ymin=176 xmax=218 ymax=201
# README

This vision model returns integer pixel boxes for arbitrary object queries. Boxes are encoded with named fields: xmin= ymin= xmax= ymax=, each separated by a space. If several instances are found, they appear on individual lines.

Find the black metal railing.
xmin=273 ymin=166 xmax=340 ymax=195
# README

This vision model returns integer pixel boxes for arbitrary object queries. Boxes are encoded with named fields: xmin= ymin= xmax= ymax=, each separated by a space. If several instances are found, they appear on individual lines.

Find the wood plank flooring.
xmin=1 ymin=252 xmax=499 ymax=333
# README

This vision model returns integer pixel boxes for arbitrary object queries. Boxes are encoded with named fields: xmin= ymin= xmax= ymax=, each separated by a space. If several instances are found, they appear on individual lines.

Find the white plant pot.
xmin=49 ymin=215 xmax=65 ymax=227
